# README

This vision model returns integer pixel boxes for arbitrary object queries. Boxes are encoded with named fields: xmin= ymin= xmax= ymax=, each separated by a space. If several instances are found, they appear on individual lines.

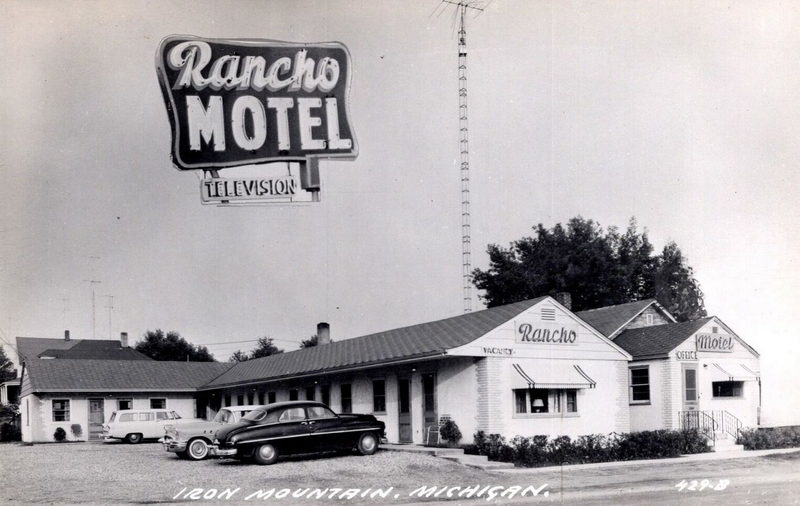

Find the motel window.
xmin=224 ymin=394 xmax=231 ymax=407
xmin=372 ymin=379 xmax=386 ymax=413
xmin=712 ymin=381 xmax=744 ymax=398
xmin=52 ymin=400 xmax=70 ymax=422
xmin=321 ymin=385 xmax=330 ymax=406
xmin=629 ymin=367 xmax=650 ymax=404
xmin=150 ymin=398 xmax=166 ymax=409
xmin=258 ymin=392 xmax=265 ymax=405
xmin=268 ymin=391 xmax=276 ymax=404
xmin=117 ymin=398 xmax=132 ymax=410
xmin=237 ymin=394 xmax=244 ymax=406
xmin=289 ymin=389 xmax=299 ymax=401
xmin=340 ymin=384 xmax=352 ymax=414
xmin=512 ymin=390 xmax=577 ymax=415
xmin=305 ymin=387 xmax=316 ymax=401
xmin=248 ymin=393 xmax=255 ymax=405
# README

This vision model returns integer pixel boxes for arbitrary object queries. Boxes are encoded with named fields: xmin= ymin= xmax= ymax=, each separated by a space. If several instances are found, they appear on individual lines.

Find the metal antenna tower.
xmin=104 ymin=295 xmax=115 ymax=339
xmin=83 ymin=280 xmax=102 ymax=338
xmin=440 ymin=0 xmax=487 ymax=313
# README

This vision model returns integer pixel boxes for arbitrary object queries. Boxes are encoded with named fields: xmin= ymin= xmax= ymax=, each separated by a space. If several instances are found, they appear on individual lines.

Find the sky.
xmin=1 ymin=0 xmax=798 ymax=425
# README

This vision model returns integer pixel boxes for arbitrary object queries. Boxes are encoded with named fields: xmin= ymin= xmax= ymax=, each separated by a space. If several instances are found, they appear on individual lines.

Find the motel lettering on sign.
xmin=696 ymin=333 xmax=734 ymax=353
xmin=155 ymin=36 xmax=358 ymax=171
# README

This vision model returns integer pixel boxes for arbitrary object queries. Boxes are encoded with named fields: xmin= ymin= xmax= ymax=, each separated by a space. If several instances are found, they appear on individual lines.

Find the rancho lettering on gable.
xmin=696 ymin=333 xmax=734 ymax=352
xmin=515 ymin=322 xmax=578 ymax=344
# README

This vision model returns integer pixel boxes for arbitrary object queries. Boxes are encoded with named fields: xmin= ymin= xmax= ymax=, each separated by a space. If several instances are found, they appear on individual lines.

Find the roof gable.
xmin=613 ymin=317 xmax=714 ymax=358
xmin=575 ymin=299 xmax=675 ymax=338
xmin=203 ymin=297 xmax=548 ymax=389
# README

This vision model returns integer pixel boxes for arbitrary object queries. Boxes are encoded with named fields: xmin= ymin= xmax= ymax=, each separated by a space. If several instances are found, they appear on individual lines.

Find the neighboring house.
xmin=17 ymin=331 xmax=152 ymax=362
xmin=0 ymin=378 xmax=20 ymax=405
xmin=18 ymin=358 xmax=232 ymax=442
xmin=575 ymin=299 xmax=676 ymax=339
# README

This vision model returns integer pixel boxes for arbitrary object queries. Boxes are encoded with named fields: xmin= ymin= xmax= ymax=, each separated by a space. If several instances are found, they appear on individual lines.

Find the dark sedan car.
xmin=209 ymin=401 xmax=387 ymax=465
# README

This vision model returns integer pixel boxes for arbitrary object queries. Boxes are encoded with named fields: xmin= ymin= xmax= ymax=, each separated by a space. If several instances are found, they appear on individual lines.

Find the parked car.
xmin=159 ymin=405 xmax=261 ymax=460
xmin=102 ymin=409 xmax=200 ymax=444
xmin=209 ymin=401 xmax=387 ymax=465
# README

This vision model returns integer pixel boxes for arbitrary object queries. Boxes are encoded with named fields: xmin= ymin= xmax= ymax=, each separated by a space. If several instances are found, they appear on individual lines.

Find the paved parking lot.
xmin=1 ymin=442 xmax=798 ymax=504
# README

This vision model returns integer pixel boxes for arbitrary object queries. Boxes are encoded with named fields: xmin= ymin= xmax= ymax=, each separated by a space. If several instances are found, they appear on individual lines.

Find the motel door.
xmin=88 ymin=398 xmax=105 ymax=441
xmin=682 ymin=364 xmax=699 ymax=411
xmin=422 ymin=374 xmax=437 ymax=443
xmin=398 ymin=378 xmax=412 ymax=443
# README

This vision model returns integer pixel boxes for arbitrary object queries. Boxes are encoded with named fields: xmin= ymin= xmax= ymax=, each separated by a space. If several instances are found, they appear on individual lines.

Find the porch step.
xmin=713 ymin=435 xmax=744 ymax=452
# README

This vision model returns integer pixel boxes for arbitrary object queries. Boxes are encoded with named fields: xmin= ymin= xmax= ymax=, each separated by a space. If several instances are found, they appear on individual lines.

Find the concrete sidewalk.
xmin=493 ymin=447 xmax=800 ymax=474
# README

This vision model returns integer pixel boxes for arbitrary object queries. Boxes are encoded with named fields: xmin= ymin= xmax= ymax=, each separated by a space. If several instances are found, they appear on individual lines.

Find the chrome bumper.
xmin=159 ymin=437 xmax=187 ymax=453
xmin=209 ymin=445 xmax=237 ymax=457
xmin=380 ymin=437 xmax=389 ymax=444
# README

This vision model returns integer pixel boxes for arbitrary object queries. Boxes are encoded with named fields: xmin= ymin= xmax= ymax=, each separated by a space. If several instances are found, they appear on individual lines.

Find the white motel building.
xmin=15 ymin=296 xmax=761 ymax=445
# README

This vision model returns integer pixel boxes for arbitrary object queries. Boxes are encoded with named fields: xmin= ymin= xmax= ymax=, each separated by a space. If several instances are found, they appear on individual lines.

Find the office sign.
xmin=696 ymin=333 xmax=734 ymax=352
xmin=156 ymin=36 xmax=358 ymax=171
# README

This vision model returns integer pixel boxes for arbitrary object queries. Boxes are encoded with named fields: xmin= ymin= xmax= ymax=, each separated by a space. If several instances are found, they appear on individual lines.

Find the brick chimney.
xmin=64 ymin=330 xmax=70 ymax=341
xmin=317 ymin=322 xmax=330 ymax=345
xmin=120 ymin=332 xmax=129 ymax=348
xmin=555 ymin=292 xmax=572 ymax=311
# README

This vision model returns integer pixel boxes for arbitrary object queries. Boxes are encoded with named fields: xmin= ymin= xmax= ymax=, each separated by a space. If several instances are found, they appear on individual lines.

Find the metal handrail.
xmin=679 ymin=410 xmax=743 ymax=444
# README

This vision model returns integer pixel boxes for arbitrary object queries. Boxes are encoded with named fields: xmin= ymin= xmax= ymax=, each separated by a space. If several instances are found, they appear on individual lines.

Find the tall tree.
xmin=134 ymin=330 xmax=215 ymax=362
xmin=228 ymin=350 xmax=250 ymax=363
xmin=472 ymin=216 xmax=706 ymax=320
xmin=249 ymin=337 xmax=283 ymax=359
xmin=0 ymin=346 xmax=16 ymax=382
xmin=653 ymin=242 xmax=707 ymax=321
xmin=300 ymin=334 xmax=333 ymax=348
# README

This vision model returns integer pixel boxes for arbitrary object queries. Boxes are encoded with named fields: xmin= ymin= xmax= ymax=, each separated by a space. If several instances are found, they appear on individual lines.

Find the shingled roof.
xmin=17 ymin=337 xmax=152 ymax=362
xmin=202 ymin=297 xmax=548 ymax=389
xmin=575 ymin=299 xmax=664 ymax=338
xmin=613 ymin=317 xmax=714 ymax=359
xmin=24 ymin=359 xmax=232 ymax=392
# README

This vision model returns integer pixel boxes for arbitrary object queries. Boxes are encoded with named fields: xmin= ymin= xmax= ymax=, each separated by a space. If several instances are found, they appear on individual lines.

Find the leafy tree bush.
xmin=439 ymin=419 xmax=462 ymax=445
xmin=70 ymin=424 xmax=83 ymax=439
xmin=472 ymin=216 xmax=707 ymax=321
xmin=467 ymin=429 xmax=710 ymax=467
xmin=53 ymin=427 xmax=67 ymax=442
xmin=737 ymin=427 xmax=800 ymax=450
xmin=0 ymin=422 xmax=21 ymax=441
xmin=135 ymin=330 xmax=215 ymax=362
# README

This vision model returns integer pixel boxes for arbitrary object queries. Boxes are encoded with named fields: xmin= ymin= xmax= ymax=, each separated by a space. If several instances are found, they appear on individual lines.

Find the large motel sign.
xmin=155 ymin=35 xmax=358 ymax=203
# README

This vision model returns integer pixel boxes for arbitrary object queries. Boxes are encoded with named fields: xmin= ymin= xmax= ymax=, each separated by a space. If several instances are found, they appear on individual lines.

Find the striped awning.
xmin=710 ymin=363 xmax=757 ymax=382
xmin=512 ymin=363 xmax=596 ymax=389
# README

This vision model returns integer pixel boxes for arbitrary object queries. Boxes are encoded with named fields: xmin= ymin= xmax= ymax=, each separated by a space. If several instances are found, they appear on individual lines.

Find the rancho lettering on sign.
xmin=156 ymin=36 xmax=358 ymax=171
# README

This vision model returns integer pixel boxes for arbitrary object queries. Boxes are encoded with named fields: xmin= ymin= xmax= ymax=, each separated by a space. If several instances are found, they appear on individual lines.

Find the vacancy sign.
xmin=155 ymin=36 xmax=358 ymax=172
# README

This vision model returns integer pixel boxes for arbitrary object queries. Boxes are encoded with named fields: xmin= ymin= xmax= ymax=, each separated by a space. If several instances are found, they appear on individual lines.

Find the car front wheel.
xmin=125 ymin=433 xmax=143 ymax=444
xmin=253 ymin=444 xmax=278 ymax=465
xmin=186 ymin=439 xmax=210 ymax=460
xmin=357 ymin=432 xmax=378 ymax=455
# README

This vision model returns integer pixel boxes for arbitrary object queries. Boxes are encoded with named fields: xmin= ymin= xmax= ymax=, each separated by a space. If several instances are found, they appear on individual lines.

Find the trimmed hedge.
xmin=0 ymin=422 xmax=20 ymax=442
xmin=464 ymin=429 xmax=711 ymax=467
xmin=737 ymin=426 xmax=800 ymax=450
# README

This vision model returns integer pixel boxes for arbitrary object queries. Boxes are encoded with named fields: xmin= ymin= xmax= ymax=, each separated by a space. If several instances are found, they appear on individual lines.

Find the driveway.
xmin=0 ymin=442 xmax=798 ymax=504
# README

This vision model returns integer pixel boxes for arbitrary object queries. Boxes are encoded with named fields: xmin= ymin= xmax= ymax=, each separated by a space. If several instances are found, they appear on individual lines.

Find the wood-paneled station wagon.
xmin=209 ymin=401 xmax=387 ymax=465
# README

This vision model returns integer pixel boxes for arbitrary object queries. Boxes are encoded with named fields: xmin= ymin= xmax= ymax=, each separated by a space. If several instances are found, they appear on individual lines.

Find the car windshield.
xmin=212 ymin=410 xmax=229 ymax=423
xmin=242 ymin=409 xmax=267 ymax=422
xmin=171 ymin=411 xmax=182 ymax=419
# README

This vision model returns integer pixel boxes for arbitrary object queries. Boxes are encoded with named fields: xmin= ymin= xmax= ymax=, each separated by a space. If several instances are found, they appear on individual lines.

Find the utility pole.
xmin=440 ymin=0 xmax=488 ymax=313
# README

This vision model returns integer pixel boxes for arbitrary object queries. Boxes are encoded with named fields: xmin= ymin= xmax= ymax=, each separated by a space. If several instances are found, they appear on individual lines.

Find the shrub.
xmin=439 ymin=419 xmax=462 ymax=445
xmin=70 ymin=424 xmax=83 ymax=439
xmin=469 ymin=429 xmax=711 ymax=467
xmin=738 ymin=426 xmax=800 ymax=450
xmin=0 ymin=422 xmax=21 ymax=442
xmin=53 ymin=427 xmax=67 ymax=442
